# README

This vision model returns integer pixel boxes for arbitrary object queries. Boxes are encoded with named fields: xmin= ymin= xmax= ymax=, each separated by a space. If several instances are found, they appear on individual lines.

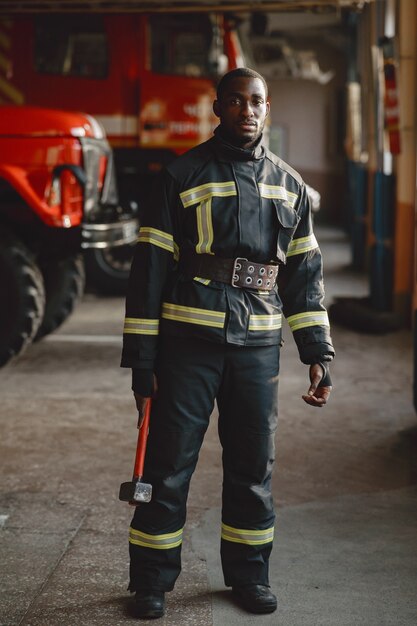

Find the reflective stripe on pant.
xmin=129 ymin=336 xmax=279 ymax=592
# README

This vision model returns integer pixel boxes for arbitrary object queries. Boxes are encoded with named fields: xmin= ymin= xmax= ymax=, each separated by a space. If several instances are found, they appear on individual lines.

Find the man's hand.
xmin=302 ymin=363 xmax=332 ymax=407
xmin=134 ymin=374 xmax=158 ymax=427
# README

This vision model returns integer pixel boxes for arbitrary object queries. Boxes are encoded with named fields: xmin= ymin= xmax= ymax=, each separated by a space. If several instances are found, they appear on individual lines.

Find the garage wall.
xmin=268 ymin=77 xmax=345 ymax=222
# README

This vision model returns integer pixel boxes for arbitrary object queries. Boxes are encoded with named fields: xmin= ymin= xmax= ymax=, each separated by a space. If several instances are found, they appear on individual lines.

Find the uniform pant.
xmin=129 ymin=336 xmax=280 ymax=592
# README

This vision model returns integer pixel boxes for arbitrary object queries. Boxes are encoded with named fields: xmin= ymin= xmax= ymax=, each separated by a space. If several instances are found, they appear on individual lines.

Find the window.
xmin=34 ymin=15 xmax=109 ymax=79
xmin=150 ymin=14 xmax=219 ymax=78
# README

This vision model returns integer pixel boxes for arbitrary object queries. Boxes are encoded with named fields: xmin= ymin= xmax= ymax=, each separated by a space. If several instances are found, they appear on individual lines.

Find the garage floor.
xmin=1 ymin=227 xmax=416 ymax=626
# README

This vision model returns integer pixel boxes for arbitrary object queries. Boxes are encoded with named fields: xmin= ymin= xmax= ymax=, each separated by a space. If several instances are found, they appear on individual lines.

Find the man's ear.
xmin=265 ymin=101 xmax=270 ymax=117
xmin=213 ymin=99 xmax=220 ymax=118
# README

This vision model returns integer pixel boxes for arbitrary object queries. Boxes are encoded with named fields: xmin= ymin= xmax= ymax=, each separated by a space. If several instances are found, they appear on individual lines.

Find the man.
xmin=121 ymin=68 xmax=334 ymax=619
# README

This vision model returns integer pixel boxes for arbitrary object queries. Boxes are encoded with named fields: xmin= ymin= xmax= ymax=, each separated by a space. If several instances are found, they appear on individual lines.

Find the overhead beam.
xmin=0 ymin=0 xmax=371 ymax=15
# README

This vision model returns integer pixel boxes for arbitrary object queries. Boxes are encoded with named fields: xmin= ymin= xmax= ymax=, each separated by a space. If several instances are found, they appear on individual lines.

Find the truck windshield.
xmin=150 ymin=14 xmax=220 ymax=77
xmin=34 ymin=15 xmax=108 ymax=79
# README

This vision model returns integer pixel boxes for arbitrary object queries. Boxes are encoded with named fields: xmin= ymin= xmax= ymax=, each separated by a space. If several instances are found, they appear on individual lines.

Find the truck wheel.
xmin=35 ymin=255 xmax=85 ymax=341
xmin=0 ymin=235 xmax=45 ymax=367
xmin=84 ymin=244 xmax=133 ymax=295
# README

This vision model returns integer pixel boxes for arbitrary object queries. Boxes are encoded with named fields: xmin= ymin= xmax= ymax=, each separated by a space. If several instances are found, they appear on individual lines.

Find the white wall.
xmin=267 ymin=76 xmax=346 ymax=220
xmin=268 ymin=78 xmax=339 ymax=173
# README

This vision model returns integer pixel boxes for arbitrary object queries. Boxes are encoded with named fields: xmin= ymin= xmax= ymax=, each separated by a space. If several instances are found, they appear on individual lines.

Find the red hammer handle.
xmin=133 ymin=399 xmax=151 ymax=480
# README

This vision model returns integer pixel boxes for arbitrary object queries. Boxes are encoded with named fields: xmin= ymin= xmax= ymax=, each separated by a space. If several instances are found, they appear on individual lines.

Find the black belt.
xmin=179 ymin=254 xmax=278 ymax=290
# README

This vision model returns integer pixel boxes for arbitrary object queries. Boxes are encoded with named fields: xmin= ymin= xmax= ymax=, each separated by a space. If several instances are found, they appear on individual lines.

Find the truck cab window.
xmin=150 ymin=14 xmax=217 ymax=77
xmin=34 ymin=15 xmax=108 ymax=79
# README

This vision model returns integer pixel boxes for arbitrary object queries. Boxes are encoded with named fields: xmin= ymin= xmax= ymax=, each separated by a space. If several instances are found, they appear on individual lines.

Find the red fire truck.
xmin=0 ymin=105 xmax=137 ymax=366
xmin=0 ymin=12 xmax=245 ymax=291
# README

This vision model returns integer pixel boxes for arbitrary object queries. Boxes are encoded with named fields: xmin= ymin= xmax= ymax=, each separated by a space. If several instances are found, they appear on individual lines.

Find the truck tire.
xmin=84 ymin=244 xmax=133 ymax=295
xmin=0 ymin=234 xmax=45 ymax=367
xmin=35 ymin=255 xmax=85 ymax=341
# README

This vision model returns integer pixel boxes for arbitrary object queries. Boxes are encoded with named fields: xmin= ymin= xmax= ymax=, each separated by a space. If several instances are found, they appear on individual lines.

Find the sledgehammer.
xmin=119 ymin=400 xmax=152 ymax=504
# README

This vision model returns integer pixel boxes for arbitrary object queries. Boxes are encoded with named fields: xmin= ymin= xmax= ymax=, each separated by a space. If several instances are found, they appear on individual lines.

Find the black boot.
xmin=133 ymin=590 xmax=165 ymax=619
xmin=232 ymin=584 xmax=277 ymax=614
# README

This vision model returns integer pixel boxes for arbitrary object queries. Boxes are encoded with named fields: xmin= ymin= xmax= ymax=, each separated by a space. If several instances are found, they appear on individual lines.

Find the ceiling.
xmin=0 ymin=0 xmax=371 ymax=14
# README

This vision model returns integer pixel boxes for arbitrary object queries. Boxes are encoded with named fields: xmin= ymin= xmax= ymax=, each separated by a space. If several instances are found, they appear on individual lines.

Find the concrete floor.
xmin=1 ymin=227 xmax=417 ymax=625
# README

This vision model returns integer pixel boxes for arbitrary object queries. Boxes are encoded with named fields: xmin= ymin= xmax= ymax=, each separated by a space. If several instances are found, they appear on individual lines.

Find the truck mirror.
xmin=51 ymin=164 xmax=87 ymax=188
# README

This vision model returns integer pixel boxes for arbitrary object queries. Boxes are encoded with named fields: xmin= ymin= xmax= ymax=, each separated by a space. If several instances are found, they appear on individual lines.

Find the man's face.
xmin=213 ymin=76 xmax=270 ymax=149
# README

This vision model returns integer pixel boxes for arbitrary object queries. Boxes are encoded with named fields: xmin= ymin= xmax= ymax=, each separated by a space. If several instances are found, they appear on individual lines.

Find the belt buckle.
xmin=231 ymin=257 xmax=248 ymax=288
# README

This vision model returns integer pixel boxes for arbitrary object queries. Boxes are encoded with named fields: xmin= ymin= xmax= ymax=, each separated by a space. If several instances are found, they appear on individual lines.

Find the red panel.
xmin=139 ymin=73 xmax=218 ymax=153
xmin=0 ymin=135 xmax=83 ymax=226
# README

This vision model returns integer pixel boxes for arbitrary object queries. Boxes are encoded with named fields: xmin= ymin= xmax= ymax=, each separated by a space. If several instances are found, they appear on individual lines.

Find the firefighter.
xmin=121 ymin=68 xmax=334 ymax=619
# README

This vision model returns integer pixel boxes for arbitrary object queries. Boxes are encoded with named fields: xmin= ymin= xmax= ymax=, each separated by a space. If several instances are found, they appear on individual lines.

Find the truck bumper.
xmin=81 ymin=218 xmax=139 ymax=249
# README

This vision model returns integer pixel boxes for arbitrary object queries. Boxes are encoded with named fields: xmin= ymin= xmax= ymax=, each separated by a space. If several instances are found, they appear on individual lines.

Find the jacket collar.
xmin=211 ymin=126 xmax=265 ymax=162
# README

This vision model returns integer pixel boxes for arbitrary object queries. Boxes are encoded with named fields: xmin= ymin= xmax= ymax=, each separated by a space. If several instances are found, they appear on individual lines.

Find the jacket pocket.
xmin=274 ymin=200 xmax=300 ymax=263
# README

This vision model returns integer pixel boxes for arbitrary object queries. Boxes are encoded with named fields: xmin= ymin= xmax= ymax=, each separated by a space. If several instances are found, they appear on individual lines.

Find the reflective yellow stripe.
xmin=129 ymin=527 xmax=183 ymax=550
xmin=258 ymin=183 xmax=298 ymax=207
xmin=221 ymin=523 xmax=274 ymax=546
xmin=287 ymin=310 xmax=329 ymax=332
xmin=173 ymin=242 xmax=180 ymax=261
xmin=162 ymin=302 xmax=225 ymax=328
xmin=0 ymin=75 xmax=24 ymax=105
xmin=193 ymin=276 xmax=211 ymax=285
xmin=287 ymin=234 xmax=318 ymax=257
xmin=196 ymin=197 xmax=214 ymax=255
xmin=0 ymin=21 xmax=24 ymax=106
xmin=248 ymin=314 xmax=282 ymax=331
xmin=180 ymin=181 xmax=236 ymax=208
xmin=123 ymin=317 xmax=159 ymax=335
xmin=138 ymin=227 xmax=175 ymax=254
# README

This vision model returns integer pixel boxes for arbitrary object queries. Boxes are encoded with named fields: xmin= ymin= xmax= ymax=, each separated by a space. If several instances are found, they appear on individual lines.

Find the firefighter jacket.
xmin=121 ymin=128 xmax=334 ymax=375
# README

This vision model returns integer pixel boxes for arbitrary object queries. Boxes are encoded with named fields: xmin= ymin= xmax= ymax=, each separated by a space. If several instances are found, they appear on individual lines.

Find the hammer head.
xmin=119 ymin=479 xmax=152 ymax=504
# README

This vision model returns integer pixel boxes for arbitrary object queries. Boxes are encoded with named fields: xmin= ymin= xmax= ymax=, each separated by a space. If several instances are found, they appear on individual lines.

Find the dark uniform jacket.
xmin=121 ymin=128 xmax=334 ymax=381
